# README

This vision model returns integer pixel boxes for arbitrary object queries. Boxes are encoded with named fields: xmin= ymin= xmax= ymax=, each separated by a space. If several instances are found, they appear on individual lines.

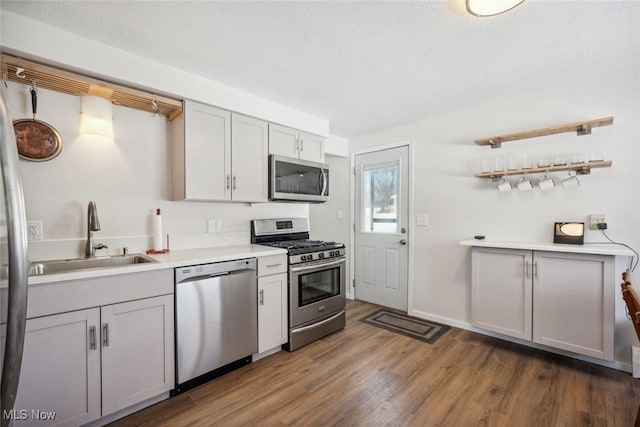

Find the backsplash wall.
xmin=5 ymin=82 xmax=308 ymax=261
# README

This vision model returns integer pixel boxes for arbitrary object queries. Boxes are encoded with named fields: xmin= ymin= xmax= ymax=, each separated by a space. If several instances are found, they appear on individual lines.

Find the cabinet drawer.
xmin=258 ymin=255 xmax=287 ymax=276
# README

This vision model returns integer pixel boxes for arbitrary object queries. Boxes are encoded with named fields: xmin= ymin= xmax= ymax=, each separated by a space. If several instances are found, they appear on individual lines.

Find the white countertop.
xmin=459 ymin=239 xmax=634 ymax=257
xmin=24 ymin=244 xmax=286 ymax=286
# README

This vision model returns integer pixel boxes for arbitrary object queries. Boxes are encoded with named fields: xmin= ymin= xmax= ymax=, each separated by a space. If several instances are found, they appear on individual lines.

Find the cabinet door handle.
xmin=266 ymin=263 xmax=282 ymax=268
xmin=533 ymin=262 xmax=538 ymax=278
xmin=102 ymin=323 xmax=109 ymax=347
xmin=232 ymin=175 xmax=237 ymax=190
xmin=524 ymin=260 xmax=530 ymax=278
xmin=259 ymin=289 xmax=264 ymax=306
xmin=89 ymin=326 xmax=96 ymax=351
xmin=226 ymin=175 xmax=231 ymax=190
xmin=300 ymin=138 xmax=304 ymax=152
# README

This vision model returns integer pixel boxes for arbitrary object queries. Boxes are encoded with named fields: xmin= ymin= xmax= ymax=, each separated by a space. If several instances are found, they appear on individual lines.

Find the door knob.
xmin=399 ymin=239 xmax=407 ymax=245
xmin=401 ymin=228 xmax=406 ymax=234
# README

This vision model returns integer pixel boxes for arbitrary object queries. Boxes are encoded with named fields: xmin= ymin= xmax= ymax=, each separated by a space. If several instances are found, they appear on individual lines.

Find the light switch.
xmin=416 ymin=215 xmax=428 ymax=226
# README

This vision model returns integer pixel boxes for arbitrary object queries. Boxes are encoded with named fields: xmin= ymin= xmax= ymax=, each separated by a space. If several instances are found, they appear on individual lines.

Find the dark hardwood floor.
xmin=110 ymin=300 xmax=640 ymax=426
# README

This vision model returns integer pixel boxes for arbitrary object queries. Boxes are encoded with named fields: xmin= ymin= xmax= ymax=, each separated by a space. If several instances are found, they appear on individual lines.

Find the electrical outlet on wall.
xmin=27 ymin=220 xmax=43 ymax=241
xmin=207 ymin=219 xmax=222 ymax=233
xmin=589 ymin=214 xmax=606 ymax=230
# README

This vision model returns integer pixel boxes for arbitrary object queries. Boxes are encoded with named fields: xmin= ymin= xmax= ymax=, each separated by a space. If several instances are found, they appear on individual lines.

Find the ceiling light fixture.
xmin=466 ymin=0 xmax=525 ymax=17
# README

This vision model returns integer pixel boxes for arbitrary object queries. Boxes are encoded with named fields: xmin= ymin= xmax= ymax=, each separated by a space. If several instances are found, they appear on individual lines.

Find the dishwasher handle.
xmin=176 ymin=258 xmax=257 ymax=283
xmin=177 ymin=271 xmax=231 ymax=284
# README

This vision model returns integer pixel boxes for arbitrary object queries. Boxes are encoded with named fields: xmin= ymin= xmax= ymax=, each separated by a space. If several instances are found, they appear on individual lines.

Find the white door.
xmin=101 ymin=295 xmax=174 ymax=416
xmin=532 ymin=251 xmax=614 ymax=360
xmin=231 ymin=114 xmax=268 ymax=202
xmin=354 ymin=146 xmax=409 ymax=311
xmin=298 ymin=132 xmax=325 ymax=163
xmin=269 ymin=124 xmax=300 ymax=158
xmin=257 ymin=273 xmax=288 ymax=353
xmin=471 ymin=247 xmax=533 ymax=340
xmin=1 ymin=309 xmax=101 ymax=426
xmin=184 ymin=101 xmax=231 ymax=201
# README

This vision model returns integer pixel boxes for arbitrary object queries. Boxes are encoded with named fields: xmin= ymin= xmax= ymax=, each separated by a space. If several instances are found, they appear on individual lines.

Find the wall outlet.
xmin=27 ymin=220 xmax=43 ymax=241
xmin=589 ymin=214 xmax=606 ymax=230
xmin=207 ymin=219 xmax=222 ymax=233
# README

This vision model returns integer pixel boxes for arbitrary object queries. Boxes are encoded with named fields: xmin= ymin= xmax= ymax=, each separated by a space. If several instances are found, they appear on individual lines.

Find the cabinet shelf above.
xmin=475 ymin=117 xmax=614 ymax=148
xmin=474 ymin=160 xmax=612 ymax=179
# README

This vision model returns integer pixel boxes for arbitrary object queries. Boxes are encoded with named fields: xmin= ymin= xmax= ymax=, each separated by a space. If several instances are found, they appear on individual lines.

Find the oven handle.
xmin=290 ymin=257 xmax=345 ymax=274
xmin=291 ymin=310 xmax=345 ymax=334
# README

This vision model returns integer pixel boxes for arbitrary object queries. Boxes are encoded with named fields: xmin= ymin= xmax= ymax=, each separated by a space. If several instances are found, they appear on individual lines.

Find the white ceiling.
xmin=1 ymin=1 xmax=639 ymax=137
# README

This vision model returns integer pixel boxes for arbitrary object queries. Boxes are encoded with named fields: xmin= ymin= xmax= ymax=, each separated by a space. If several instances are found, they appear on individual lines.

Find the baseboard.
xmin=84 ymin=392 xmax=170 ymax=427
xmin=408 ymin=308 xmax=632 ymax=373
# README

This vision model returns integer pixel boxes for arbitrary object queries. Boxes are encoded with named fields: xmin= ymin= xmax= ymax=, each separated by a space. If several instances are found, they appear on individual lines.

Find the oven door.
xmin=289 ymin=257 xmax=346 ymax=327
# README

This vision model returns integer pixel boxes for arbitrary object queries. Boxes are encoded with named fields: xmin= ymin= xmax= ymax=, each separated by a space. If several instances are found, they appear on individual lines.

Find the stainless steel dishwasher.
xmin=175 ymin=258 xmax=257 ymax=392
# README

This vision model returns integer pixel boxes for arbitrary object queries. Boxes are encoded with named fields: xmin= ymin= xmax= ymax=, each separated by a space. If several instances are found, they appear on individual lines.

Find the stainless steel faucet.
xmin=85 ymin=200 xmax=101 ymax=258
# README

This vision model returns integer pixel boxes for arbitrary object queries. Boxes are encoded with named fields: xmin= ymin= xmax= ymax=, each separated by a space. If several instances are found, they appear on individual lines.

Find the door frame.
xmin=349 ymin=139 xmax=414 ymax=312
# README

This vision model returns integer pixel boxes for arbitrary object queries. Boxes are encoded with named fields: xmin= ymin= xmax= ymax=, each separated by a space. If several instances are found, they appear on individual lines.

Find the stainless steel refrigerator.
xmin=0 ymin=89 xmax=29 ymax=426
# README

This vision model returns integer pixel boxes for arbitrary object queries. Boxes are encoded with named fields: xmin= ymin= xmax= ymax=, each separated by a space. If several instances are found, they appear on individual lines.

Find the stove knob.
xmin=301 ymin=255 xmax=307 ymax=262
xmin=308 ymin=254 xmax=313 ymax=261
xmin=319 ymin=253 xmax=325 ymax=259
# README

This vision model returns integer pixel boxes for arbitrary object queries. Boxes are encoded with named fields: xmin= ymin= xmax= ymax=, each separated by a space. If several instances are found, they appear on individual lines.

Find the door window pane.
xmin=362 ymin=162 xmax=399 ymax=233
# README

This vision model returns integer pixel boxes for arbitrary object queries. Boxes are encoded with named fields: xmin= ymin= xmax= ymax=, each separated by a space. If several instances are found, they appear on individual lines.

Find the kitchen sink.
xmin=28 ymin=254 xmax=158 ymax=276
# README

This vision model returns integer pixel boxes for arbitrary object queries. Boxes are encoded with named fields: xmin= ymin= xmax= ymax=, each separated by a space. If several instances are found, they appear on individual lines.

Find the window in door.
xmin=361 ymin=161 xmax=399 ymax=233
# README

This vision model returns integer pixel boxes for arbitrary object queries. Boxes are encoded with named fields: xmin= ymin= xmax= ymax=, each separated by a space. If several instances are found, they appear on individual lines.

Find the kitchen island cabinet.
xmin=269 ymin=123 xmax=325 ymax=163
xmin=468 ymin=244 xmax=619 ymax=361
xmin=172 ymin=101 xmax=268 ymax=202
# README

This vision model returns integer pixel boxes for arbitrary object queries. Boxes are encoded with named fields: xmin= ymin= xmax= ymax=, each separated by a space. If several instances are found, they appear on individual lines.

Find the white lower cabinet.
xmin=257 ymin=254 xmax=288 ymax=354
xmin=7 ymin=309 xmax=101 ymax=427
xmin=471 ymin=247 xmax=614 ymax=361
xmin=5 ymin=294 xmax=174 ymax=426
xmin=258 ymin=273 xmax=288 ymax=353
xmin=101 ymin=294 xmax=174 ymax=416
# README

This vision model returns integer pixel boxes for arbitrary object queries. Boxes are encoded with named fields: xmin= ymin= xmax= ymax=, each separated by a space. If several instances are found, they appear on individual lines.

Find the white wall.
xmin=5 ymin=81 xmax=308 ymax=261
xmin=308 ymin=155 xmax=352 ymax=295
xmin=0 ymin=11 xmax=330 ymax=137
xmin=347 ymin=68 xmax=640 ymax=367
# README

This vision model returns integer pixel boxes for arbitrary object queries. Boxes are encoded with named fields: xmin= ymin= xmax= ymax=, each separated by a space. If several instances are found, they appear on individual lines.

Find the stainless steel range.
xmin=251 ymin=218 xmax=346 ymax=351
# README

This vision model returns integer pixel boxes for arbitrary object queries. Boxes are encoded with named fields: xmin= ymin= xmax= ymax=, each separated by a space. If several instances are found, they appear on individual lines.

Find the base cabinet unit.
xmin=471 ymin=247 xmax=614 ymax=361
xmin=2 ymin=309 xmax=101 ymax=426
xmin=101 ymin=295 xmax=175 ymax=416
xmin=471 ymin=248 xmax=532 ymax=340
xmin=268 ymin=123 xmax=325 ymax=163
xmin=258 ymin=274 xmax=288 ymax=353
xmin=1 ymin=293 xmax=174 ymax=426
xmin=173 ymin=100 xmax=268 ymax=202
xmin=257 ymin=255 xmax=288 ymax=354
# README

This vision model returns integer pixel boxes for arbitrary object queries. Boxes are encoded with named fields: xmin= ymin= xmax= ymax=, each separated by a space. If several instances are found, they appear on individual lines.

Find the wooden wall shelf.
xmin=475 ymin=117 xmax=614 ymax=148
xmin=474 ymin=160 xmax=612 ymax=179
xmin=1 ymin=54 xmax=183 ymax=121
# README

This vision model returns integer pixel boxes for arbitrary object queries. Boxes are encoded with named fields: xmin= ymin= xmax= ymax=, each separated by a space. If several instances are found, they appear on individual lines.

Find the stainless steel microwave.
xmin=269 ymin=155 xmax=329 ymax=203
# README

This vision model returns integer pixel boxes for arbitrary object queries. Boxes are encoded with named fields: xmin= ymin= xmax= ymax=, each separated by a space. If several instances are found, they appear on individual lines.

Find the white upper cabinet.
xmin=173 ymin=101 xmax=268 ymax=202
xmin=269 ymin=123 xmax=325 ymax=163
xmin=173 ymin=101 xmax=231 ymax=201
xmin=231 ymin=113 xmax=269 ymax=202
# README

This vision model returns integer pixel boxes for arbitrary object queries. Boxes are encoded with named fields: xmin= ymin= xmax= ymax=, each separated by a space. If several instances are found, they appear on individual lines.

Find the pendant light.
xmin=466 ymin=0 xmax=525 ymax=17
